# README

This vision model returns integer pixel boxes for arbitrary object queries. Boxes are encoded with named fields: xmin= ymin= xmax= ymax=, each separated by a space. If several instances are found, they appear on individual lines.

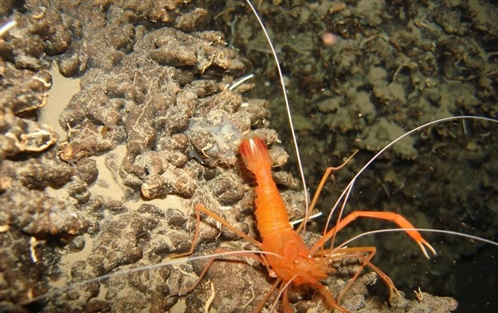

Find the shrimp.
xmin=229 ymin=135 xmax=434 ymax=312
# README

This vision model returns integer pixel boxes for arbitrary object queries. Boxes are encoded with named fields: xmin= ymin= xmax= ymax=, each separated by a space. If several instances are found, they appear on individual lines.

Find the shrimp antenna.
xmin=245 ymin=1 xmax=310 ymax=224
xmin=324 ymin=116 xmax=498 ymax=234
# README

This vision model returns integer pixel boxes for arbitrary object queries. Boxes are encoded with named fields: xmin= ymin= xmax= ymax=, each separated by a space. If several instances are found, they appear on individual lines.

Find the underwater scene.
xmin=0 ymin=1 xmax=496 ymax=312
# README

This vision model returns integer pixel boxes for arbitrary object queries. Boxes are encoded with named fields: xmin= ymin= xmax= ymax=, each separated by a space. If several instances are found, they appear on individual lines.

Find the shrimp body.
xmin=239 ymin=136 xmax=438 ymax=312
xmin=239 ymin=137 xmax=328 ymax=286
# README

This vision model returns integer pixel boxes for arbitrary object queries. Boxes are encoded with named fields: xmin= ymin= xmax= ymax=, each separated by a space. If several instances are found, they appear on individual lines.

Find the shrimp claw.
xmin=311 ymin=211 xmax=437 ymax=259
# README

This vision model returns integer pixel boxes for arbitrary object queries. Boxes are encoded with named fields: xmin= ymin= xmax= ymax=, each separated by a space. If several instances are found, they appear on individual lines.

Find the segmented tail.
xmin=240 ymin=137 xmax=291 ymax=239
xmin=239 ymin=137 xmax=272 ymax=173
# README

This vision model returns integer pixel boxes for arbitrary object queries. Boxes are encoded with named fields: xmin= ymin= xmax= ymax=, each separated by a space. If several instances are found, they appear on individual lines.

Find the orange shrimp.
xmin=239 ymin=136 xmax=336 ymax=312
xmin=235 ymin=136 xmax=436 ymax=312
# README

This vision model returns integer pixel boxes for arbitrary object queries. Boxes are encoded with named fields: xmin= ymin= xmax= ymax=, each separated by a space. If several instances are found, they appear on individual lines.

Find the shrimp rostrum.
xmin=186 ymin=136 xmax=436 ymax=313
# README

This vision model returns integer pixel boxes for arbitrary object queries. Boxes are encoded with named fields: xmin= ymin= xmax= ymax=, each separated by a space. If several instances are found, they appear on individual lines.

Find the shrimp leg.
xmin=317 ymin=246 xmax=400 ymax=301
xmin=297 ymin=151 xmax=358 ymax=234
xmin=299 ymin=152 xmax=434 ymax=258
xmin=171 ymin=204 xmax=263 ymax=259
xmin=173 ymin=204 xmax=285 ymax=312
xmin=310 ymin=211 xmax=437 ymax=258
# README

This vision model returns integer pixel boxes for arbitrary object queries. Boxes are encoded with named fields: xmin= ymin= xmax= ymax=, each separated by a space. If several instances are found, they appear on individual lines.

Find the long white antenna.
xmin=245 ymin=1 xmax=310 ymax=217
xmin=314 ymin=115 xmax=498 ymax=254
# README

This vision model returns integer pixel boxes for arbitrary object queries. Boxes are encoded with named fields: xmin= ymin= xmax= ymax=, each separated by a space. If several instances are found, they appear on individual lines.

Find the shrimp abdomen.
xmin=239 ymin=137 xmax=272 ymax=173
xmin=239 ymin=137 xmax=291 ymax=238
